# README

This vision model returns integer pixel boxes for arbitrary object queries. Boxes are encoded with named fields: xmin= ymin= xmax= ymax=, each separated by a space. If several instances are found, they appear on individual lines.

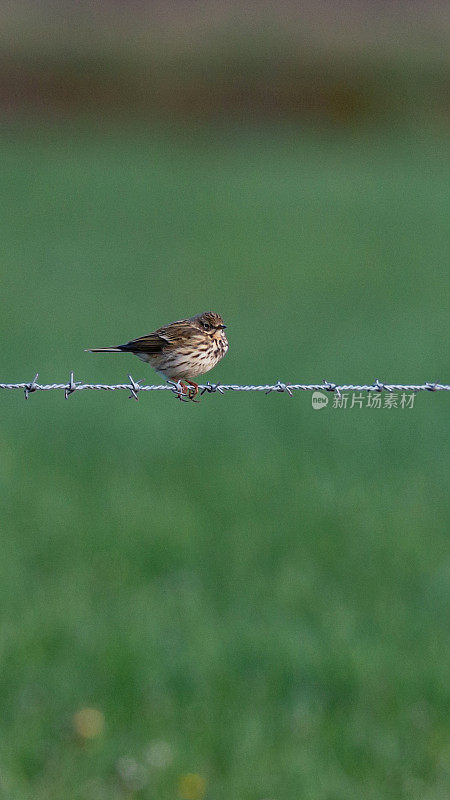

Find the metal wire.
xmin=0 ymin=373 xmax=448 ymax=400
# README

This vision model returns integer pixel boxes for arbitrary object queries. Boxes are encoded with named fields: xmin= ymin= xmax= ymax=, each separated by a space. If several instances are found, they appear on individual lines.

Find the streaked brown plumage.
xmin=87 ymin=311 xmax=228 ymax=399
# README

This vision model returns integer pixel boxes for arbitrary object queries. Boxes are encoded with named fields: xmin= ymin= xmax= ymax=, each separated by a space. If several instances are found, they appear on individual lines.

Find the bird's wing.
xmin=121 ymin=321 xmax=192 ymax=353
xmin=120 ymin=331 xmax=167 ymax=354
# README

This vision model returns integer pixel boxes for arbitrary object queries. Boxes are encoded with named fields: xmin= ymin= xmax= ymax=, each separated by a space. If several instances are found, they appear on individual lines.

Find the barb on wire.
xmin=0 ymin=375 xmax=448 ymax=401
xmin=24 ymin=372 xmax=39 ymax=400
xmin=127 ymin=375 xmax=142 ymax=401
xmin=64 ymin=371 xmax=79 ymax=399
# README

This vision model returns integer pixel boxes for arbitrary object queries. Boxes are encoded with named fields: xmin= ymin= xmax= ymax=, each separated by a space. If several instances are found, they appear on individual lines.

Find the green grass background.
xmin=0 ymin=121 xmax=448 ymax=800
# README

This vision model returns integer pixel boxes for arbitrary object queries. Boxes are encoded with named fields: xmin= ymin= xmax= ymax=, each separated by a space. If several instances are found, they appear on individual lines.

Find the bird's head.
xmin=190 ymin=312 xmax=227 ymax=341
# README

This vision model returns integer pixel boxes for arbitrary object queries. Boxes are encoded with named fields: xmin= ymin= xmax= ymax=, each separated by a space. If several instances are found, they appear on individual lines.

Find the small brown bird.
xmin=87 ymin=311 xmax=228 ymax=399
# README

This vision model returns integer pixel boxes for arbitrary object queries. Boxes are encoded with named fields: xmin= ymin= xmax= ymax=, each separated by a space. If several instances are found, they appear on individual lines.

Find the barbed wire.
xmin=0 ymin=373 xmax=448 ymax=401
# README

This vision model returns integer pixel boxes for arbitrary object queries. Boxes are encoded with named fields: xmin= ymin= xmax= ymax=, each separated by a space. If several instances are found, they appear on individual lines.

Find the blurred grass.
xmin=0 ymin=121 xmax=449 ymax=800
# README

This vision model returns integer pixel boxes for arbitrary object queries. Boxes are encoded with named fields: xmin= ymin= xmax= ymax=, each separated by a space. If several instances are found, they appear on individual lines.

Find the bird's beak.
xmin=219 ymin=324 xmax=227 ymax=329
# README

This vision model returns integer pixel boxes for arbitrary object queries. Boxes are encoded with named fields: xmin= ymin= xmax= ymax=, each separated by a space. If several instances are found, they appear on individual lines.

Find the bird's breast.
xmin=158 ymin=336 xmax=227 ymax=380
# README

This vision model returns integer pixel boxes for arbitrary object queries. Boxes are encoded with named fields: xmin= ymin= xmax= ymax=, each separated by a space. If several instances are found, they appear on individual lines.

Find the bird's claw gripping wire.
xmin=167 ymin=380 xmax=199 ymax=402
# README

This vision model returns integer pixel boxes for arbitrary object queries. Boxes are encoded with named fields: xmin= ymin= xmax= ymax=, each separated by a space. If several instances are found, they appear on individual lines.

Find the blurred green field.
xmin=0 ymin=121 xmax=448 ymax=800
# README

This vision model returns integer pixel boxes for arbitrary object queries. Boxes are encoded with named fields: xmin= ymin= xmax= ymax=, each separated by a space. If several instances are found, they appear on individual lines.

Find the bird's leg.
xmin=185 ymin=380 xmax=200 ymax=401
xmin=175 ymin=381 xmax=191 ymax=401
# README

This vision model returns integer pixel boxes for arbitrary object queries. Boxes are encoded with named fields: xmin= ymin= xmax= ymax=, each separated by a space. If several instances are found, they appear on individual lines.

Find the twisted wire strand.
xmin=0 ymin=373 xmax=448 ymax=400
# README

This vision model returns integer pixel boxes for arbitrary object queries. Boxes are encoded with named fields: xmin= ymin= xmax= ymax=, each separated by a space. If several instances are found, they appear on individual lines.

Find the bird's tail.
xmin=85 ymin=347 xmax=125 ymax=353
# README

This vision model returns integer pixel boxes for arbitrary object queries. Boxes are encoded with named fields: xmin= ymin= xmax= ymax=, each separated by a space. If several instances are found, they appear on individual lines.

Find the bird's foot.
xmin=184 ymin=380 xmax=200 ymax=402
xmin=168 ymin=380 xmax=200 ymax=402
xmin=175 ymin=381 xmax=191 ymax=401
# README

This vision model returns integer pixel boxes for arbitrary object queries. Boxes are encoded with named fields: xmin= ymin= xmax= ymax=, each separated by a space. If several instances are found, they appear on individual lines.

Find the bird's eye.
xmin=202 ymin=322 xmax=211 ymax=331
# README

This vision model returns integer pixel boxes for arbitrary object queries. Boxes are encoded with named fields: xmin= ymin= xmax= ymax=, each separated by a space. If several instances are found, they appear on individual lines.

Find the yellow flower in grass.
xmin=73 ymin=707 xmax=104 ymax=739
xmin=177 ymin=772 xmax=206 ymax=800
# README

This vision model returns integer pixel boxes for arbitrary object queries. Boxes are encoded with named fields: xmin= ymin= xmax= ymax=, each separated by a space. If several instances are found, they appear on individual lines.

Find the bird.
xmin=86 ymin=311 xmax=228 ymax=400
